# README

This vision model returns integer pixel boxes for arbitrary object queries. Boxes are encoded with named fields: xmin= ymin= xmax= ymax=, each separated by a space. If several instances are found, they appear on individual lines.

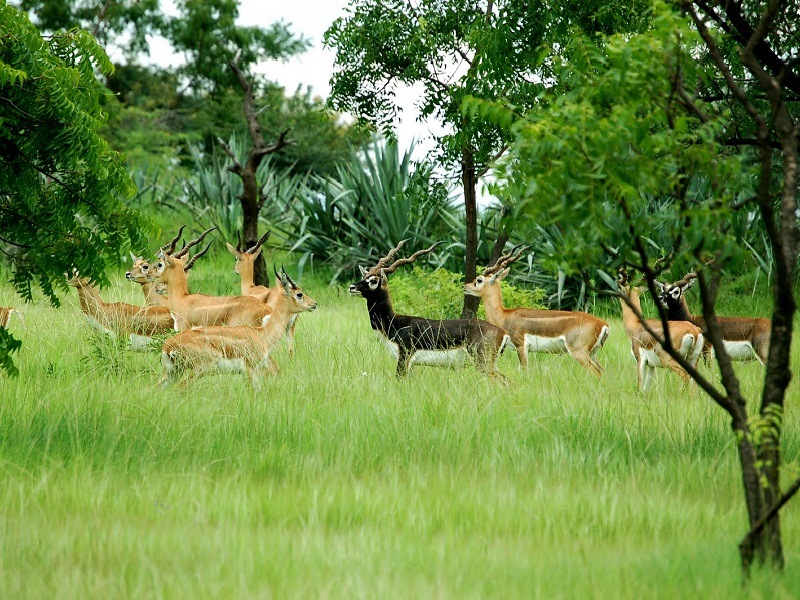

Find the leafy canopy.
xmin=476 ymin=4 xmax=755 ymax=277
xmin=0 ymin=3 xmax=153 ymax=371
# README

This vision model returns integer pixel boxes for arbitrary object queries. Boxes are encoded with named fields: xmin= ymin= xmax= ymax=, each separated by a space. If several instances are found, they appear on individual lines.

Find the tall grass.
xmin=0 ymin=264 xmax=798 ymax=599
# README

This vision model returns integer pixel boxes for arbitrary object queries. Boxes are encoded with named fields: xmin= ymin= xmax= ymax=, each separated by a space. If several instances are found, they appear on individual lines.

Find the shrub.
xmin=389 ymin=267 xmax=545 ymax=320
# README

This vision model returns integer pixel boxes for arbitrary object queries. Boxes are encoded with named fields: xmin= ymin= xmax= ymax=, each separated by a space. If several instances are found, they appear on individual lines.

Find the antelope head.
xmin=275 ymin=264 xmax=318 ymax=313
xmin=348 ymin=240 xmax=443 ymax=297
xmin=657 ymin=272 xmax=697 ymax=306
xmin=226 ymin=229 xmax=271 ymax=274
xmin=150 ymin=227 xmax=217 ymax=282
xmin=464 ymin=244 xmax=528 ymax=297
xmin=126 ymin=253 xmax=153 ymax=284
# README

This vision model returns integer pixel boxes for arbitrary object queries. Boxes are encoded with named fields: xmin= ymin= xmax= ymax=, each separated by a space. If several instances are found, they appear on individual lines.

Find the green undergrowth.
xmin=0 ymin=263 xmax=798 ymax=599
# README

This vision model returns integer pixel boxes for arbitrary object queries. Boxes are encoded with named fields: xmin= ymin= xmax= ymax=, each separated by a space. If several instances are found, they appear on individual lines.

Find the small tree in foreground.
xmin=480 ymin=1 xmax=798 ymax=575
xmin=0 ymin=5 xmax=151 ymax=374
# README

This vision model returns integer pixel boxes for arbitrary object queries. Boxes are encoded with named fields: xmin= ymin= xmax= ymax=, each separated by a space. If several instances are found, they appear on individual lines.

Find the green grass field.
xmin=0 ymin=269 xmax=798 ymax=599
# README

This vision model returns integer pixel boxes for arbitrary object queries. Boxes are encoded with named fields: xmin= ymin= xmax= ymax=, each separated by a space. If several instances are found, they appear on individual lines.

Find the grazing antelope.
xmin=67 ymin=274 xmax=175 ymax=350
xmin=464 ymin=246 xmax=610 ymax=377
xmin=657 ymin=273 xmax=771 ymax=365
xmin=225 ymin=230 xmax=299 ymax=356
xmin=126 ymin=227 xmax=213 ymax=306
xmin=159 ymin=267 xmax=317 ymax=387
xmin=0 ymin=307 xmax=21 ymax=329
xmin=349 ymin=240 xmax=510 ymax=379
xmin=617 ymin=269 xmax=704 ymax=391
xmin=151 ymin=239 xmax=273 ymax=332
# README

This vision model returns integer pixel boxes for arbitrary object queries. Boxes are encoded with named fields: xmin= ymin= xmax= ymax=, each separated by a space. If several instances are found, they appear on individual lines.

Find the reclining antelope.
xmin=657 ymin=272 xmax=771 ymax=364
xmin=159 ymin=267 xmax=317 ymax=387
xmin=67 ymin=273 xmax=175 ymax=350
xmin=464 ymin=246 xmax=610 ymax=377
xmin=226 ymin=230 xmax=299 ymax=356
xmin=617 ymin=268 xmax=704 ymax=391
xmin=150 ymin=229 xmax=275 ymax=332
xmin=349 ymin=240 xmax=510 ymax=379
xmin=126 ymin=225 xmax=213 ymax=306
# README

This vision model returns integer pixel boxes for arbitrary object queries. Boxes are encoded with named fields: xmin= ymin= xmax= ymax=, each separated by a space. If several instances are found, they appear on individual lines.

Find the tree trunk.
xmin=461 ymin=146 xmax=480 ymax=319
xmin=224 ymin=57 xmax=290 ymax=288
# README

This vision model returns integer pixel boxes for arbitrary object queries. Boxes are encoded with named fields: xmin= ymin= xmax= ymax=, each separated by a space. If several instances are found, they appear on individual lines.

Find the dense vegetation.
xmin=1 ymin=0 xmax=799 ymax=592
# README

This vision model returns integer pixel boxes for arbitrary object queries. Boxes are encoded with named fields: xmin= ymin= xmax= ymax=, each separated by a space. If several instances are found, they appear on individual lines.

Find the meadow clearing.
xmin=0 ymin=265 xmax=798 ymax=599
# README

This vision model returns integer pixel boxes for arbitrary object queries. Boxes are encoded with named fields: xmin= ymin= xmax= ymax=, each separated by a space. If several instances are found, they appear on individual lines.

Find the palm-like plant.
xmin=284 ymin=140 xmax=458 ymax=281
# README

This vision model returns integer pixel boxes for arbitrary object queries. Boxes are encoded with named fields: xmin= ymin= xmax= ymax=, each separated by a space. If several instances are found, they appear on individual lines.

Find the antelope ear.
xmin=359 ymin=265 xmax=368 ymax=277
xmin=655 ymin=281 xmax=665 ymax=293
xmin=129 ymin=252 xmax=138 ymax=262
xmin=380 ymin=270 xmax=388 ymax=283
xmin=225 ymin=243 xmax=240 ymax=257
xmin=495 ymin=267 xmax=511 ymax=282
xmin=681 ymin=278 xmax=696 ymax=293
xmin=250 ymin=246 xmax=263 ymax=260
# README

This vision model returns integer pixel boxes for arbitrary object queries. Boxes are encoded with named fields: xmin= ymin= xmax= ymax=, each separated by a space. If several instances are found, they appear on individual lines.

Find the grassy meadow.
xmin=0 ymin=261 xmax=798 ymax=599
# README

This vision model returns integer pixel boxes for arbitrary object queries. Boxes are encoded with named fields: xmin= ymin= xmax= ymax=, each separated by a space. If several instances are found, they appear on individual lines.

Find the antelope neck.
xmin=666 ymin=295 xmax=693 ymax=321
xmin=365 ymin=287 xmax=397 ymax=331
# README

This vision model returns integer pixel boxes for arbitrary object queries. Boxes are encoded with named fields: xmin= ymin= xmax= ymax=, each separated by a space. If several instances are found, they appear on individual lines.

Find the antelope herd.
xmin=0 ymin=229 xmax=772 ymax=390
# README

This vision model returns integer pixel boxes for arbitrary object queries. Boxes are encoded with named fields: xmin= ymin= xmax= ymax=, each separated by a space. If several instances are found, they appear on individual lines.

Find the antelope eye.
xmin=476 ymin=277 xmax=483 ymax=284
xmin=296 ymin=292 xmax=303 ymax=299
xmin=142 ymin=265 xmax=148 ymax=271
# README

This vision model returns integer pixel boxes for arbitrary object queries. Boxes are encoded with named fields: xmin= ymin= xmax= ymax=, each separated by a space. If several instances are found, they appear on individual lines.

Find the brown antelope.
xmin=349 ymin=240 xmax=510 ymax=379
xmin=657 ymin=273 xmax=771 ymax=364
xmin=226 ymin=230 xmax=272 ymax=302
xmin=0 ymin=307 xmax=21 ymax=329
xmin=126 ymin=226 xmax=213 ymax=306
xmin=67 ymin=273 xmax=174 ymax=350
xmin=151 ymin=241 xmax=274 ymax=332
xmin=158 ymin=267 xmax=317 ymax=387
xmin=225 ymin=230 xmax=299 ymax=356
xmin=617 ymin=269 xmax=704 ymax=391
xmin=464 ymin=246 xmax=610 ymax=377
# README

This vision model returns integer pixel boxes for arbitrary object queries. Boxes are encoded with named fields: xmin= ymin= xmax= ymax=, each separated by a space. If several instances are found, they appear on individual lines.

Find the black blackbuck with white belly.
xmin=657 ymin=272 xmax=771 ymax=364
xmin=349 ymin=241 xmax=510 ymax=379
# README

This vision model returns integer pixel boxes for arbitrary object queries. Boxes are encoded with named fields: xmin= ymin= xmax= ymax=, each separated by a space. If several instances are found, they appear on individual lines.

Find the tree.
xmin=0 ymin=4 xmax=151 ymax=373
xmin=324 ymin=0 xmax=650 ymax=317
xmin=479 ymin=1 xmax=799 ymax=575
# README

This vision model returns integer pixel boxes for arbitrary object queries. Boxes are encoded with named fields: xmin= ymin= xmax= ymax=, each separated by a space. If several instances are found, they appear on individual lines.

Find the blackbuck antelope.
xmin=226 ymin=230 xmax=272 ymax=302
xmin=67 ymin=273 xmax=174 ymax=350
xmin=225 ymin=230 xmax=299 ymax=356
xmin=159 ymin=267 xmax=317 ymax=387
xmin=617 ymin=269 xmax=704 ymax=391
xmin=126 ymin=226 xmax=213 ymax=306
xmin=657 ymin=273 xmax=771 ymax=364
xmin=349 ymin=241 xmax=510 ymax=379
xmin=464 ymin=246 xmax=610 ymax=377
xmin=151 ymin=237 xmax=274 ymax=332
xmin=0 ymin=307 xmax=21 ymax=329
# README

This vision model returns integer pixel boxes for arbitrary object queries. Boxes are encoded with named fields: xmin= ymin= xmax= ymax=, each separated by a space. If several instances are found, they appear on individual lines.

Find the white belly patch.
xmin=128 ymin=334 xmax=152 ymax=351
xmin=524 ymin=333 xmax=568 ymax=354
xmin=714 ymin=340 xmax=757 ymax=361
xmin=376 ymin=332 xmax=470 ymax=366
xmin=217 ymin=358 xmax=246 ymax=373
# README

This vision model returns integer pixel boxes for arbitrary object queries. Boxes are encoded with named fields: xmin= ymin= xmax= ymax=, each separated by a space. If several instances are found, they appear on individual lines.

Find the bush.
xmin=389 ymin=267 xmax=545 ymax=320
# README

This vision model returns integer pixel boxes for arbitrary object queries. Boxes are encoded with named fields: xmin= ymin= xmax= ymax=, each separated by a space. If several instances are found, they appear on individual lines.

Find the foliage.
xmin=0 ymin=326 xmax=21 ymax=377
xmin=156 ymin=135 xmax=307 ymax=247
xmin=163 ymin=0 xmax=308 ymax=94
xmin=286 ymin=141 xmax=458 ymax=281
xmin=18 ymin=0 xmax=163 ymax=57
xmin=390 ymin=266 xmax=545 ymax=320
xmin=0 ymin=3 xmax=153 ymax=373
xmin=476 ymin=0 xmax=800 ymax=573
